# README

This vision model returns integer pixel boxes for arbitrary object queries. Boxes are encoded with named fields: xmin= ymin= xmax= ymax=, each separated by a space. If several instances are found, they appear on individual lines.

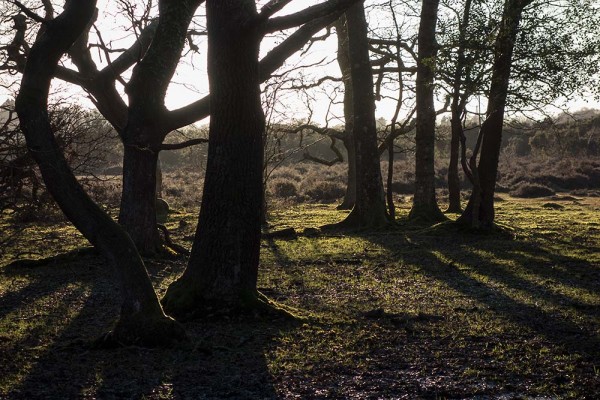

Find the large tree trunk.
xmin=336 ymin=3 xmax=389 ymax=228
xmin=118 ymin=145 xmax=161 ymax=254
xmin=15 ymin=0 xmax=184 ymax=347
xmin=162 ymin=0 xmax=266 ymax=317
xmin=335 ymin=15 xmax=356 ymax=211
xmin=457 ymin=0 xmax=530 ymax=229
xmin=409 ymin=0 xmax=445 ymax=223
xmin=117 ymin=0 xmax=200 ymax=254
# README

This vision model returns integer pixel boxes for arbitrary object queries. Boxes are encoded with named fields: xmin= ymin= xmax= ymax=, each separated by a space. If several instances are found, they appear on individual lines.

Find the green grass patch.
xmin=0 ymin=197 xmax=599 ymax=398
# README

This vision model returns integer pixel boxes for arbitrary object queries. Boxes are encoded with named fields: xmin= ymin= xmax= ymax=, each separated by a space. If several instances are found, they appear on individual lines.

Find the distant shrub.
xmin=302 ymin=180 xmax=345 ymax=203
xmin=269 ymin=178 xmax=299 ymax=199
xmin=270 ymin=166 xmax=302 ymax=182
xmin=510 ymin=183 xmax=555 ymax=198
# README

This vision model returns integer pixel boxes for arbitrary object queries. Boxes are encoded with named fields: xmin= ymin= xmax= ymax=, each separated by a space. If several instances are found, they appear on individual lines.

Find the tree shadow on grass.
xmin=2 ymin=253 xmax=293 ymax=399
xmin=364 ymin=226 xmax=600 ymax=359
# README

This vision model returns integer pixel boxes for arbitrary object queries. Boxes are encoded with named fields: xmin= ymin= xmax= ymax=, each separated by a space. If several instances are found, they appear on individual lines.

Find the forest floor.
xmin=0 ymin=195 xmax=599 ymax=399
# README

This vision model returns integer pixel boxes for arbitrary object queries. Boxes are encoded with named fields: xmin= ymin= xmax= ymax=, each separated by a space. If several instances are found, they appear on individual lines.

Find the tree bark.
xmin=409 ymin=0 xmax=445 ymax=223
xmin=457 ymin=0 xmax=530 ymax=229
xmin=447 ymin=116 xmax=463 ymax=213
xmin=118 ymin=145 xmax=161 ymax=254
xmin=162 ymin=0 xmax=266 ymax=317
xmin=15 ymin=0 xmax=184 ymax=347
xmin=335 ymin=3 xmax=390 ymax=228
xmin=338 ymin=136 xmax=357 ymax=210
xmin=335 ymin=15 xmax=356 ymax=211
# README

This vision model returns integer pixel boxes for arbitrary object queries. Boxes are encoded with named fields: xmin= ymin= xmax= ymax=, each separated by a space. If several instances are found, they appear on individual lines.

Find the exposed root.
xmin=162 ymin=279 xmax=301 ymax=322
xmin=157 ymin=224 xmax=190 ymax=256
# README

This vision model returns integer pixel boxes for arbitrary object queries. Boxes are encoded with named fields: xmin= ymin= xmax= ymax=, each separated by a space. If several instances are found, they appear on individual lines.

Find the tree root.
xmin=157 ymin=224 xmax=190 ymax=256
xmin=162 ymin=279 xmax=301 ymax=322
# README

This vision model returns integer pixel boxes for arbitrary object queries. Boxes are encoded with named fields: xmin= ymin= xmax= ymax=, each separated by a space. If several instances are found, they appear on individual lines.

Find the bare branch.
xmin=160 ymin=138 xmax=208 ymax=151
xmin=264 ymin=0 xmax=363 ymax=33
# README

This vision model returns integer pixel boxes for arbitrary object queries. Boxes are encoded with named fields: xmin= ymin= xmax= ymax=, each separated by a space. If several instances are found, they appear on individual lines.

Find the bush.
xmin=301 ymin=180 xmax=345 ymax=203
xmin=510 ymin=183 xmax=555 ymax=198
xmin=269 ymin=178 xmax=299 ymax=199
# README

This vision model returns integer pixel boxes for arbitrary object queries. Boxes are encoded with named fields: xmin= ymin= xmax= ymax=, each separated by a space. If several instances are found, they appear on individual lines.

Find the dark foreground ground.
xmin=1 ymin=196 xmax=599 ymax=399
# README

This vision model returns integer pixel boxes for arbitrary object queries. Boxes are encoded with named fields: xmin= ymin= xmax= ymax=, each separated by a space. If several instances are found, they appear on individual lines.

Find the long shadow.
xmin=5 ymin=252 xmax=293 ymax=399
xmin=363 ymin=228 xmax=600 ymax=360
xmin=5 ymin=255 xmax=122 ymax=399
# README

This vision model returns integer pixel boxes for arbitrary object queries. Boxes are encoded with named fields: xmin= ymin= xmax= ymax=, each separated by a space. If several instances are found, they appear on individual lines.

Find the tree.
xmin=443 ymin=0 xmax=474 ymax=213
xmin=328 ymin=2 xmax=390 ymax=229
xmin=457 ymin=0 xmax=533 ymax=228
xmin=162 ymin=0 xmax=364 ymax=317
xmin=2 ymin=0 xmax=360 ymax=254
xmin=335 ymin=14 xmax=357 ymax=210
xmin=409 ymin=0 xmax=446 ymax=223
xmin=15 ymin=0 xmax=184 ymax=346
xmin=436 ymin=0 xmax=600 ymax=216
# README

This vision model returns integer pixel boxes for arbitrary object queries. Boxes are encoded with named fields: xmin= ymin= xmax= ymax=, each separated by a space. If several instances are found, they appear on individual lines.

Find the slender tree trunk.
xmin=409 ymin=0 xmax=445 ymax=223
xmin=446 ymin=0 xmax=473 ymax=214
xmin=15 ymin=0 xmax=184 ymax=347
xmin=335 ymin=15 xmax=356 ymax=211
xmin=457 ymin=0 xmax=530 ymax=228
xmin=162 ymin=0 xmax=266 ymax=317
xmin=335 ymin=3 xmax=389 ymax=228
xmin=447 ymin=117 xmax=463 ymax=213
xmin=387 ymin=138 xmax=396 ymax=219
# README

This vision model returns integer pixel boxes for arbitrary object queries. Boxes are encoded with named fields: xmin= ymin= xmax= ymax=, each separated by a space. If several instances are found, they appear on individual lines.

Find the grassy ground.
xmin=0 ymin=195 xmax=599 ymax=399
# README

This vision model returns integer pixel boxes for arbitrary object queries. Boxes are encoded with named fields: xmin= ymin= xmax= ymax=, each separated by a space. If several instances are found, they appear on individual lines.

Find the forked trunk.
xmin=16 ymin=0 xmax=184 ymax=347
xmin=118 ymin=0 xmax=201 ymax=254
xmin=457 ymin=0 xmax=529 ymax=229
xmin=162 ymin=0 xmax=265 ymax=317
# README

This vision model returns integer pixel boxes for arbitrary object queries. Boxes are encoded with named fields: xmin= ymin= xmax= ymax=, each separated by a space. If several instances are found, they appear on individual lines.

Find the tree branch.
xmin=264 ymin=0 xmax=363 ymax=33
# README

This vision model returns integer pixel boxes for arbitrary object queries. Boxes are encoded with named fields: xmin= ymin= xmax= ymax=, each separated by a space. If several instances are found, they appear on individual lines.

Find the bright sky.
xmin=1 ymin=0 xmax=599 ymax=125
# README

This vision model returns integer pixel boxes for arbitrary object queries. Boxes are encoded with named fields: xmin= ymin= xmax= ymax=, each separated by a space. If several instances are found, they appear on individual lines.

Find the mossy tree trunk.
xmin=337 ymin=3 xmax=390 ymax=228
xmin=162 ymin=0 xmax=266 ymax=317
xmin=409 ymin=0 xmax=446 ymax=224
xmin=15 ymin=0 xmax=184 ymax=347
xmin=457 ymin=0 xmax=531 ymax=229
